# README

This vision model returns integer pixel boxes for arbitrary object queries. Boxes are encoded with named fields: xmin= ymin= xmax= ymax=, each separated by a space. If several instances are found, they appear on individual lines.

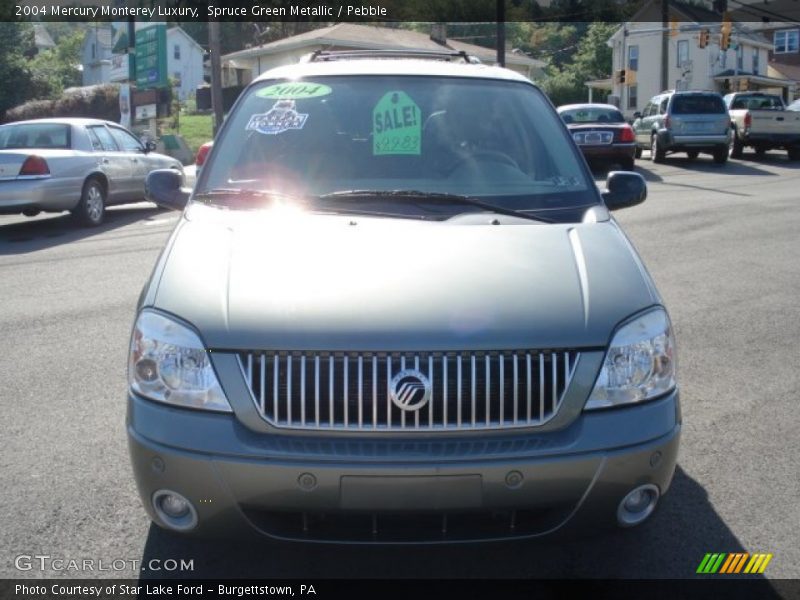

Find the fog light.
xmin=152 ymin=490 xmax=198 ymax=531
xmin=617 ymin=484 xmax=659 ymax=527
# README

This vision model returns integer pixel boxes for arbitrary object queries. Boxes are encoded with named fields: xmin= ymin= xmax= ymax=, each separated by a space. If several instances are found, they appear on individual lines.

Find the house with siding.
xmin=606 ymin=0 xmax=794 ymax=118
xmin=220 ymin=23 xmax=545 ymax=88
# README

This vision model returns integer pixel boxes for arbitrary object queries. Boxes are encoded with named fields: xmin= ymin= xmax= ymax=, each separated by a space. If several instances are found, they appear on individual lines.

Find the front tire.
xmin=72 ymin=179 xmax=106 ymax=226
xmin=650 ymin=134 xmax=665 ymax=163
xmin=788 ymin=147 xmax=800 ymax=161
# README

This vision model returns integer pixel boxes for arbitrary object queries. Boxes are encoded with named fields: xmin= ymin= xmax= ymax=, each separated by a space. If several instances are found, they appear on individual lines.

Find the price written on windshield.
xmin=372 ymin=91 xmax=422 ymax=156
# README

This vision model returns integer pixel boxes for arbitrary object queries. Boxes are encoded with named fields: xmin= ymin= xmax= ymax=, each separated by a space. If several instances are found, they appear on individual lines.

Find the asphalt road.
xmin=1 ymin=152 xmax=799 ymax=582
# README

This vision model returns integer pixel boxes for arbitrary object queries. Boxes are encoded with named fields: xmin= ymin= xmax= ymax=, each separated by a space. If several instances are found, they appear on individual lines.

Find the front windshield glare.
xmin=203 ymin=75 xmax=593 ymax=209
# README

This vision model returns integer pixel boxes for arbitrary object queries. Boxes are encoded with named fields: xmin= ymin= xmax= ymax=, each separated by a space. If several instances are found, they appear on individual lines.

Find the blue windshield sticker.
xmin=246 ymin=100 xmax=307 ymax=135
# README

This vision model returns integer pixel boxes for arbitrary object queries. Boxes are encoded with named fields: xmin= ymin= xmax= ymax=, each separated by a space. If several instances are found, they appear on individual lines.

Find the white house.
xmin=81 ymin=25 xmax=205 ymax=100
xmin=166 ymin=27 xmax=206 ymax=101
xmin=220 ymin=23 xmax=545 ymax=87
xmin=605 ymin=0 xmax=793 ymax=118
xmin=81 ymin=26 xmax=113 ymax=86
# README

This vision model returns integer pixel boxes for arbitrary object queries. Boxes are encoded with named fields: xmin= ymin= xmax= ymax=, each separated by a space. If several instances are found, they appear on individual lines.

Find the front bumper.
xmin=127 ymin=390 xmax=681 ymax=543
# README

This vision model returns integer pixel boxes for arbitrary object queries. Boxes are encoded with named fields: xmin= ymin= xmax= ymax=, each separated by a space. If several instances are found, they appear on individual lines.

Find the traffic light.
xmin=721 ymin=31 xmax=730 ymax=51
xmin=626 ymin=70 xmax=637 ymax=85
xmin=616 ymin=69 xmax=626 ymax=84
xmin=721 ymin=15 xmax=732 ymax=51
xmin=699 ymin=29 xmax=710 ymax=48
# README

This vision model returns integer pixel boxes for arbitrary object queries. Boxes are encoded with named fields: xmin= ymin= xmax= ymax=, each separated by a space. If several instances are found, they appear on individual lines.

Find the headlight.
xmin=585 ymin=308 xmax=676 ymax=410
xmin=128 ymin=310 xmax=232 ymax=412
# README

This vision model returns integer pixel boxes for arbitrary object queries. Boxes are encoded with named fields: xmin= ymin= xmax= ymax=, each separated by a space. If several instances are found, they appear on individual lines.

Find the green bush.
xmin=2 ymin=84 xmax=120 ymax=124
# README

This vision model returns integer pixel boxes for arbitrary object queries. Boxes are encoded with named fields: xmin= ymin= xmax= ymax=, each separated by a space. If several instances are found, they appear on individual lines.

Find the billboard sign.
xmin=135 ymin=24 xmax=167 ymax=89
xmin=110 ymin=21 xmax=132 ymax=82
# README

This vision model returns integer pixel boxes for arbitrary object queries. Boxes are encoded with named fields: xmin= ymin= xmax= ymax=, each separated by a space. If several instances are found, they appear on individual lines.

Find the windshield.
xmin=201 ymin=75 xmax=597 ymax=218
xmin=559 ymin=106 xmax=624 ymax=124
xmin=0 ymin=123 xmax=70 ymax=149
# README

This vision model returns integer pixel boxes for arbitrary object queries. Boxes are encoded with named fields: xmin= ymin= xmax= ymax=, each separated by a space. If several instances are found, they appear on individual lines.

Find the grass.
xmin=160 ymin=113 xmax=213 ymax=156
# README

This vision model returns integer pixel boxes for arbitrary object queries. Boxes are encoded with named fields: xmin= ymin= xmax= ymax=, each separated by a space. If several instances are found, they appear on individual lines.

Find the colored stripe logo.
xmin=697 ymin=553 xmax=773 ymax=574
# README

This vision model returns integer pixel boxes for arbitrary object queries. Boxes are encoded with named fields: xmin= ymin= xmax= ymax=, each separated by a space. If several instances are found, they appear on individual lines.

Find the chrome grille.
xmin=237 ymin=350 xmax=579 ymax=432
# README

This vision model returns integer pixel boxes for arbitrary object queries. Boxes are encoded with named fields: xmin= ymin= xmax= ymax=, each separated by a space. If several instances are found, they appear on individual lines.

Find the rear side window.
xmin=0 ymin=123 xmax=70 ymax=149
xmin=671 ymin=95 xmax=725 ymax=114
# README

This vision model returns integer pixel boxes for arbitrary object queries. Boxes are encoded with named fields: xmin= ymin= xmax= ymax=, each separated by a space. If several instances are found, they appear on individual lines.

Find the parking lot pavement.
xmin=1 ymin=152 xmax=799 ymax=581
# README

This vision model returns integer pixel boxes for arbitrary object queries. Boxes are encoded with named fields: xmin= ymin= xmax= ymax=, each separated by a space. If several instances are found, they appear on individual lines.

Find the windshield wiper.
xmin=317 ymin=190 xmax=555 ymax=223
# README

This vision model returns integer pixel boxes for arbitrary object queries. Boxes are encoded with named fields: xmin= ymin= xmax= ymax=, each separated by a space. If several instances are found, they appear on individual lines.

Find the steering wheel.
xmin=449 ymin=150 xmax=520 ymax=173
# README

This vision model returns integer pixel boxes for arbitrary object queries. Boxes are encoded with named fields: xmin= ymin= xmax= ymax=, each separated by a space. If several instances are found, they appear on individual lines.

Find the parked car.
xmin=724 ymin=92 xmax=800 ymax=160
xmin=557 ymin=103 xmax=636 ymax=170
xmin=787 ymin=98 xmax=800 ymax=112
xmin=134 ymin=50 xmax=678 ymax=542
xmin=0 ymin=118 xmax=183 ymax=226
xmin=632 ymin=90 xmax=730 ymax=164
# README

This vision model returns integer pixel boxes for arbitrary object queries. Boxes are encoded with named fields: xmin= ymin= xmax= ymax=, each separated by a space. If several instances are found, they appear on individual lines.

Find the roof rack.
xmin=301 ymin=49 xmax=481 ymax=64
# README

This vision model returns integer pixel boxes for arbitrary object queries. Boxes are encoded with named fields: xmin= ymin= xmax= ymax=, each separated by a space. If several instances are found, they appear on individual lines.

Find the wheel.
xmin=713 ymin=146 xmax=728 ymax=164
xmin=634 ymin=146 xmax=643 ymax=159
xmin=788 ymin=147 xmax=800 ymax=161
xmin=730 ymin=132 xmax=743 ymax=158
xmin=650 ymin=134 xmax=665 ymax=163
xmin=72 ymin=178 xmax=106 ymax=226
xmin=686 ymin=150 xmax=699 ymax=160
xmin=620 ymin=157 xmax=635 ymax=171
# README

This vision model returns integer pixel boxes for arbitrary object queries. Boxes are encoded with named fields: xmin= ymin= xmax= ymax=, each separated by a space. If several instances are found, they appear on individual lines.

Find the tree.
xmin=539 ymin=22 xmax=617 ymax=106
xmin=0 ymin=23 xmax=38 ymax=121
xmin=28 ymin=29 xmax=84 ymax=98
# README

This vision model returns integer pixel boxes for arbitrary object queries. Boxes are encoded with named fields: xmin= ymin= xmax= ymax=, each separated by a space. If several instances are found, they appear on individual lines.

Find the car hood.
xmin=152 ymin=204 xmax=659 ymax=351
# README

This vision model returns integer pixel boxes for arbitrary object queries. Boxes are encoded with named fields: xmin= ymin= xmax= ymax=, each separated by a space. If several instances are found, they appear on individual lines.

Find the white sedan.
xmin=0 ymin=118 xmax=184 ymax=226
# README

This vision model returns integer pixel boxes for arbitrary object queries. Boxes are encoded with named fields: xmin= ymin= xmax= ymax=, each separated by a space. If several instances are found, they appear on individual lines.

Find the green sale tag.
xmin=256 ymin=82 xmax=332 ymax=99
xmin=372 ymin=91 xmax=421 ymax=155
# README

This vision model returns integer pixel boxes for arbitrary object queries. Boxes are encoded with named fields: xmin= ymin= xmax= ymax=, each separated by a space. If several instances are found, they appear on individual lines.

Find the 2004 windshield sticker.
xmin=246 ymin=100 xmax=307 ymax=135
xmin=372 ymin=91 xmax=421 ymax=155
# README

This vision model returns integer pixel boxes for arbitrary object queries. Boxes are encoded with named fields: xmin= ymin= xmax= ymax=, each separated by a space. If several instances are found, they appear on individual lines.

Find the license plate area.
xmin=340 ymin=475 xmax=482 ymax=510
xmin=573 ymin=131 xmax=613 ymax=145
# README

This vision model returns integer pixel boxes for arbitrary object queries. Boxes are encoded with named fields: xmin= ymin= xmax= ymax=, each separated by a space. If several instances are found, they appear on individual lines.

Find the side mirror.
xmin=632 ymin=111 xmax=642 ymax=120
xmin=146 ymin=169 xmax=191 ymax=211
xmin=144 ymin=140 xmax=157 ymax=153
xmin=602 ymin=171 xmax=647 ymax=211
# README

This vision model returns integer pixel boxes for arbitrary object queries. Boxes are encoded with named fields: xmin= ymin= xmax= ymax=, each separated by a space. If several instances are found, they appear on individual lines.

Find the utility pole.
xmin=209 ymin=21 xmax=224 ymax=136
xmin=496 ymin=0 xmax=505 ymax=67
xmin=661 ymin=0 xmax=669 ymax=91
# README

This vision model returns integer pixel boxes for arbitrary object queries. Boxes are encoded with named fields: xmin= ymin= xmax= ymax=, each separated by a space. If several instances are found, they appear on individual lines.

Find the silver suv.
xmin=633 ymin=90 xmax=730 ymax=164
xmin=134 ymin=50 xmax=680 ymax=542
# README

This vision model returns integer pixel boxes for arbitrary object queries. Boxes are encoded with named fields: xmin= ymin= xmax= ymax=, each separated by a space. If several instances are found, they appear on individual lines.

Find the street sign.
xmin=135 ymin=25 xmax=167 ymax=89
